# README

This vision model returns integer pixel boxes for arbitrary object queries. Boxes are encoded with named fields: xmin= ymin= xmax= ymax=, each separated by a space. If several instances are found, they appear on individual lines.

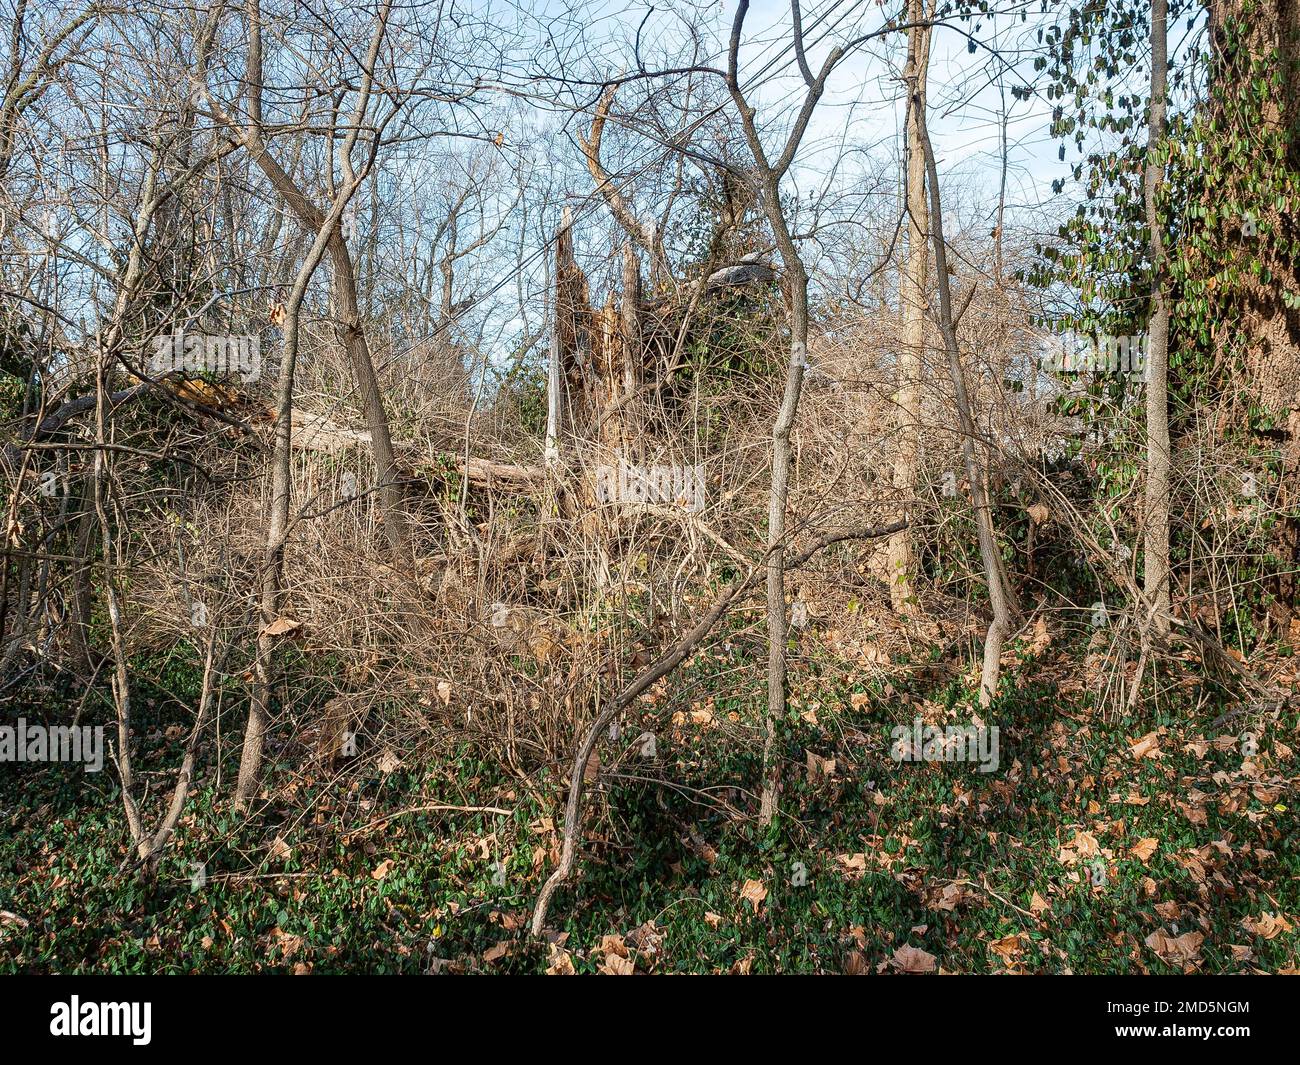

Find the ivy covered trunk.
xmin=1204 ymin=0 xmax=1300 ymax=626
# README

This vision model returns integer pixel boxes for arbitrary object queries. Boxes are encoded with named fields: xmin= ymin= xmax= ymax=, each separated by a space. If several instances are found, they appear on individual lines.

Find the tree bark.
xmin=231 ymin=0 xmax=391 ymax=807
xmin=234 ymin=194 xmax=351 ymax=810
xmin=1142 ymin=0 xmax=1172 ymax=638
xmin=725 ymin=0 xmax=845 ymax=824
xmin=914 ymin=66 xmax=1020 ymax=707
xmin=887 ymin=0 xmax=932 ymax=616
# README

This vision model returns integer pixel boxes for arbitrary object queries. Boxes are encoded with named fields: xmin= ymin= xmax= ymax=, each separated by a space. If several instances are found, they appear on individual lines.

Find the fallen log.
xmin=285 ymin=408 xmax=544 ymax=491
xmin=8 ymin=381 xmax=545 ymax=495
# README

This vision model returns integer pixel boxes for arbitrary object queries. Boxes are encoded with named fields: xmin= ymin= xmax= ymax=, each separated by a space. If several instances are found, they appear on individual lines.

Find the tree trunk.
xmin=914 ymin=70 xmax=1021 ymax=707
xmin=1142 ymin=0 xmax=1171 ymax=637
xmin=1206 ymin=0 xmax=1300 ymax=624
xmin=760 ymin=261 xmax=810 ymax=824
xmin=234 ymin=209 xmax=344 ymax=810
xmin=328 ymin=236 xmax=410 ymax=562
xmin=887 ymin=0 xmax=933 ymax=616
xmin=724 ymin=0 xmax=847 ymax=822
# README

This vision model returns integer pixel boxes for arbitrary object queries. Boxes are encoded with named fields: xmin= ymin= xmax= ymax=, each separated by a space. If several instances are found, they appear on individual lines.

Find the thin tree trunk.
xmin=619 ymin=241 xmax=642 ymax=452
xmin=759 ymin=261 xmax=809 ymax=824
xmin=328 ymin=236 xmax=410 ymax=562
xmin=93 ymin=339 xmax=146 ymax=854
xmin=228 ymin=1 xmax=399 ymax=806
xmin=724 ymin=0 xmax=847 ymax=822
xmin=914 ymin=69 xmax=1020 ymax=707
xmin=887 ymin=0 xmax=932 ymax=615
xmin=1142 ymin=0 xmax=1172 ymax=638
xmin=142 ymin=630 xmax=218 ymax=868
xmin=543 ymin=210 xmax=568 ymax=468
xmin=234 ymin=202 xmax=348 ymax=810
xmin=995 ymin=86 xmax=1009 ymax=286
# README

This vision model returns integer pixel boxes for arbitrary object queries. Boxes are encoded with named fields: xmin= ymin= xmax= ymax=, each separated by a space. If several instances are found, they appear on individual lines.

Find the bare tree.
xmin=912 ymin=27 xmax=1020 ymax=707
xmin=204 ymin=0 xmax=411 ymax=564
xmin=0 ymin=1 xmax=103 ymax=184
xmin=724 ymin=0 xmax=878 ymax=821
xmin=205 ymin=0 xmax=397 ymax=809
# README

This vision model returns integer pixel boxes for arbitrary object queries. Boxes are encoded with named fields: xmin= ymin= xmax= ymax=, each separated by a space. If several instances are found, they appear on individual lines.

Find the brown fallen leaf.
xmin=483 ymin=940 xmax=512 ymax=964
xmin=1028 ymin=616 xmax=1052 ymax=656
xmin=261 ymin=616 xmax=302 ymax=638
xmin=928 ymin=881 xmax=969 ymax=912
xmin=600 ymin=933 xmax=629 ymax=959
xmin=740 ymin=878 xmax=768 ymax=913
xmin=625 ymin=920 xmax=664 ymax=960
xmin=989 ymin=933 xmax=1024 ymax=965
xmin=1129 ymin=837 xmax=1159 ymax=863
xmin=1145 ymin=930 xmax=1204 ymax=966
xmin=806 ymin=750 xmax=837 ymax=782
xmin=599 ymin=952 xmax=634 ymax=976
xmin=1129 ymin=732 xmax=1163 ymax=760
xmin=1242 ymin=913 xmax=1294 ymax=940
xmin=269 ymin=927 xmax=304 ymax=961
xmin=843 ymin=949 xmax=870 ymax=975
xmin=891 ymin=944 xmax=938 ymax=974
xmin=1058 ymin=829 xmax=1101 ymax=865
xmin=835 ymin=853 xmax=867 ymax=880
xmin=491 ymin=910 xmax=525 ymax=931
xmin=687 ymin=706 xmax=714 ymax=726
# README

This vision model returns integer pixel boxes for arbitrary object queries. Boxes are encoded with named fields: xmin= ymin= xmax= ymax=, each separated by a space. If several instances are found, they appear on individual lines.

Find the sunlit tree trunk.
xmin=1142 ymin=0 xmax=1171 ymax=637
xmin=887 ymin=0 xmax=933 ymax=616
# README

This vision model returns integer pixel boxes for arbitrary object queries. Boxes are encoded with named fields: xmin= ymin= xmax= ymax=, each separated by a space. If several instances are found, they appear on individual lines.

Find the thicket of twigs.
xmin=1 ymin=0 xmax=1295 ymax=958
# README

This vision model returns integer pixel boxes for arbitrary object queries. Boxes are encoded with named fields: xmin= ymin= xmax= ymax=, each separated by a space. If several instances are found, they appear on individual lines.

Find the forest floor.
xmin=2 ymin=624 xmax=1297 ymax=974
